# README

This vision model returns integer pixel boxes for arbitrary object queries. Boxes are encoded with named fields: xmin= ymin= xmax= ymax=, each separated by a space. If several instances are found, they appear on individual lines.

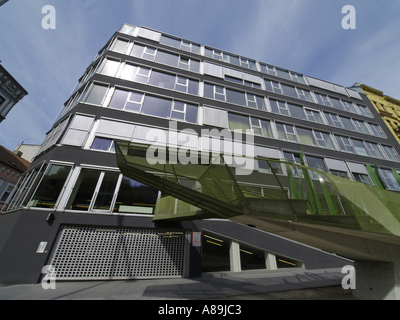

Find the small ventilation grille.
xmin=48 ymin=225 xmax=190 ymax=280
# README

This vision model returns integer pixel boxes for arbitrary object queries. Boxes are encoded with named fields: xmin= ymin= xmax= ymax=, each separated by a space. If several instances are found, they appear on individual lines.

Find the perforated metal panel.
xmin=47 ymin=225 xmax=190 ymax=280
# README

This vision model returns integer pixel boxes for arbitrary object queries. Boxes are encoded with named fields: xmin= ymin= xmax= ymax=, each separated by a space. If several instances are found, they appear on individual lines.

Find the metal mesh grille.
xmin=48 ymin=225 xmax=190 ymax=280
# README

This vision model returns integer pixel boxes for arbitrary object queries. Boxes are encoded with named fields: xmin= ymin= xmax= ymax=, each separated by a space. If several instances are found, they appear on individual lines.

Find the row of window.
xmin=269 ymin=98 xmax=386 ymax=138
xmin=110 ymin=37 xmax=201 ymax=73
xmin=264 ymin=79 xmax=372 ymax=118
xmin=226 ymin=112 xmax=399 ymax=162
xmin=4 ymin=163 xmax=158 ymax=214
xmin=4 ymin=159 xmax=399 ymax=217
xmin=99 ymin=58 xmax=199 ymax=95
xmin=8 ymin=150 xmax=399 ymax=215
xmin=54 ymin=82 xmax=400 ymax=164
xmin=283 ymin=152 xmax=400 ymax=191
xmin=108 ymin=88 xmax=198 ymax=123
xmin=119 ymin=25 xmax=362 ymax=102
xmin=71 ymin=52 xmax=373 ymax=128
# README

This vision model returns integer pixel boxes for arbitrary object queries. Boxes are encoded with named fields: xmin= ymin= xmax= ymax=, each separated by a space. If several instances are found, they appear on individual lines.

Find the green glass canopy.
xmin=115 ymin=140 xmax=400 ymax=237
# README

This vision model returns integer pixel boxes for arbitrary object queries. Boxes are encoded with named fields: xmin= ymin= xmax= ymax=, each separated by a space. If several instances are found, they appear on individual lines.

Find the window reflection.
xmin=29 ymin=165 xmax=72 ymax=209
xmin=113 ymin=177 xmax=158 ymax=214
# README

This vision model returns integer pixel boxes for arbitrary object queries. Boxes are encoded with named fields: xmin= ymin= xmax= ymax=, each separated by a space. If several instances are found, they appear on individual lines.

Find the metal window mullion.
xmin=89 ymin=171 xmax=105 ymax=211
xmin=22 ymin=162 xmax=51 ymax=207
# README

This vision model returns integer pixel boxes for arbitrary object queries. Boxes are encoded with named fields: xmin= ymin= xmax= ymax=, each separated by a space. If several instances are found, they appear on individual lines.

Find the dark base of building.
xmin=0 ymin=209 xmax=350 ymax=284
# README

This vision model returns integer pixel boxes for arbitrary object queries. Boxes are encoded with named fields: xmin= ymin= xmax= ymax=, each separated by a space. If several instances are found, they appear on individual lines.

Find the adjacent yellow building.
xmin=352 ymin=83 xmax=400 ymax=144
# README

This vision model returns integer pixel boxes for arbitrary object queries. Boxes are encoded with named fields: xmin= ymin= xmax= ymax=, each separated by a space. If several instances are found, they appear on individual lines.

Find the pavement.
xmin=0 ymin=267 xmax=355 ymax=300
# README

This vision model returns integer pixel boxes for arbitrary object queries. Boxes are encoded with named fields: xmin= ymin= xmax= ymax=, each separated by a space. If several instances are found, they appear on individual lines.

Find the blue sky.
xmin=0 ymin=0 xmax=399 ymax=152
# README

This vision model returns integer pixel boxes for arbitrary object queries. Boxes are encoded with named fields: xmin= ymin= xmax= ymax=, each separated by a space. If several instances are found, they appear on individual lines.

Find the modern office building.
xmin=0 ymin=63 xmax=28 ymax=123
xmin=352 ymin=83 xmax=400 ymax=145
xmin=1 ymin=24 xmax=399 ymax=284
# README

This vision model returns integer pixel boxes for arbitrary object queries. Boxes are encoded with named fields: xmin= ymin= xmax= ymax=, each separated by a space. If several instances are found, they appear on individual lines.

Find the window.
xmin=92 ymin=172 xmax=120 ymax=211
xmin=276 ymin=68 xmax=291 ymax=81
xmin=296 ymin=88 xmax=314 ymax=102
xmin=364 ymin=142 xmax=385 ymax=159
xmin=228 ymin=113 xmax=251 ymax=132
xmin=108 ymin=89 xmax=197 ymax=123
xmin=270 ymin=99 xmax=289 ymax=116
xmin=340 ymin=116 xmax=354 ymax=130
xmin=260 ymin=64 xmax=277 ymax=76
xmin=111 ymin=38 xmax=130 ymax=54
xmin=369 ymin=124 xmax=386 ymax=138
xmin=335 ymin=136 xmax=356 ymax=153
xmin=258 ymin=159 xmax=282 ymax=174
xmin=356 ymin=104 xmax=373 ymax=118
xmin=305 ymin=156 xmax=327 ymax=179
xmin=245 ymin=93 xmax=266 ymax=110
xmin=98 ymin=58 xmax=120 ymax=77
xmin=161 ymin=35 xmax=200 ymax=53
xmin=120 ymin=24 xmax=136 ymax=36
xmin=250 ymin=117 xmax=273 ymax=137
xmin=330 ymin=170 xmax=349 ymax=179
xmin=314 ymin=131 xmax=335 ymax=149
xmin=141 ymin=95 xmax=172 ymax=118
xmin=330 ymin=97 xmax=344 ymax=111
xmin=352 ymin=139 xmax=369 ymax=156
xmin=155 ymin=50 xmax=179 ymax=67
xmin=378 ymin=168 xmax=400 ymax=191
xmin=353 ymin=173 xmax=373 ymax=186
xmin=281 ymin=84 xmax=297 ymax=98
xmin=205 ymin=47 xmax=256 ymax=70
xmin=270 ymin=99 xmax=323 ymax=124
xmin=225 ymin=76 xmax=261 ymax=89
xmin=130 ymin=44 xmax=156 ymax=60
xmin=341 ymin=100 xmax=357 ymax=113
xmin=170 ymin=101 xmax=198 ymax=124
xmin=121 ymin=64 xmax=151 ymax=83
xmin=226 ymin=88 xmax=246 ymax=106
xmin=149 ymin=70 xmax=176 ymax=90
xmin=381 ymin=145 xmax=400 ymax=162
xmin=91 ymin=137 xmax=115 ymax=152
xmin=225 ymin=75 xmax=244 ymax=85
xmin=66 ymin=169 xmax=120 ymax=212
xmin=276 ymin=123 xmax=298 ymax=142
xmin=204 ymin=83 xmax=226 ymax=101
xmin=325 ymin=113 xmax=342 ymax=128
xmin=84 ymin=83 xmax=109 ymax=106
xmin=283 ymin=152 xmax=302 ymax=178
xmin=290 ymin=72 xmax=306 ymax=84
xmin=113 ymin=177 xmax=158 ymax=214
xmin=352 ymin=119 xmax=369 ymax=134
xmin=304 ymin=108 xmax=323 ymax=124
xmin=240 ymin=57 xmax=257 ymax=70
xmin=175 ymin=76 xmax=199 ymax=95
xmin=128 ymin=91 xmax=144 ymax=112
xmin=264 ymin=80 xmax=283 ymax=94
xmin=28 ymin=164 xmax=72 ymax=209
xmin=315 ymin=94 xmax=332 ymax=107
xmin=4 ymin=163 xmax=47 ymax=211
xmin=296 ymin=127 xmax=316 ymax=146
xmin=288 ymin=103 xmax=306 ymax=120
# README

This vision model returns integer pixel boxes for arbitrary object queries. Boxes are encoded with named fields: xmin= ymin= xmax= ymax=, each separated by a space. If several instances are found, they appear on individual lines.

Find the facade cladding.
xmin=1 ymin=24 xmax=399 ymax=283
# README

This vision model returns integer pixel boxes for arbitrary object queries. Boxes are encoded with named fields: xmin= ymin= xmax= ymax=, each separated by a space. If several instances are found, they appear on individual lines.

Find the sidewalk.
xmin=0 ymin=267 xmax=354 ymax=300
